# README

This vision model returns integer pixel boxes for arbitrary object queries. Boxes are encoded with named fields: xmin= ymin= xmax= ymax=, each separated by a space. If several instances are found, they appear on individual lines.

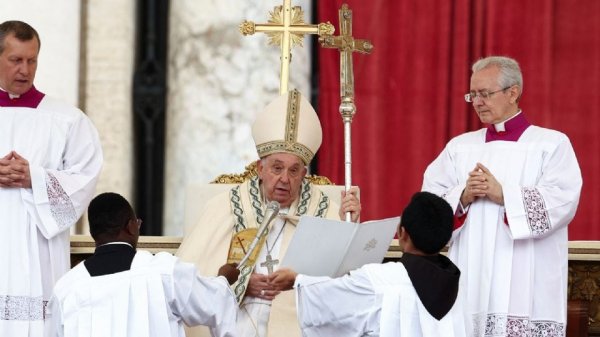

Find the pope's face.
xmin=257 ymin=153 xmax=307 ymax=208
xmin=0 ymin=33 xmax=39 ymax=95
xmin=469 ymin=66 xmax=518 ymax=124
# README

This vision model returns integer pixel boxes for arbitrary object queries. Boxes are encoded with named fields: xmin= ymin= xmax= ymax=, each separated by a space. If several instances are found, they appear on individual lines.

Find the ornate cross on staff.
xmin=319 ymin=4 xmax=373 ymax=221
xmin=239 ymin=0 xmax=334 ymax=94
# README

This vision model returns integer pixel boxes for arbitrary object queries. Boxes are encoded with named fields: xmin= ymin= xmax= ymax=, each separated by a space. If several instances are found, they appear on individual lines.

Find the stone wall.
xmin=2 ymin=1 xmax=315 ymax=235
xmin=164 ymin=0 xmax=313 ymax=235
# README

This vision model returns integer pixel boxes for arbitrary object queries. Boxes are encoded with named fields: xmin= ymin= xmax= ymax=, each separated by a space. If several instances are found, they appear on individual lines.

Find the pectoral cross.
xmin=318 ymin=4 xmax=373 ymax=221
xmin=239 ymin=0 xmax=334 ymax=94
xmin=261 ymin=254 xmax=280 ymax=275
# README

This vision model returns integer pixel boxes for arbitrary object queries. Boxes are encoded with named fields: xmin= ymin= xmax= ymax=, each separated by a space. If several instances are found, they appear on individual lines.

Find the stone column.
xmin=165 ymin=0 xmax=313 ymax=235
xmin=82 ymin=0 xmax=136 ymax=208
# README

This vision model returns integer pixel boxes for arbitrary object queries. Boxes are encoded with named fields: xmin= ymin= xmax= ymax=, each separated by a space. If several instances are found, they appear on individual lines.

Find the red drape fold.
xmin=317 ymin=0 xmax=600 ymax=240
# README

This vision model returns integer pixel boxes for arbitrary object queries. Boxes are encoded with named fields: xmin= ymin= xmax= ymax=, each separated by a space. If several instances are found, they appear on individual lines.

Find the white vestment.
xmin=295 ymin=262 xmax=466 ymax=337
xmin=422 ymin=126 xmax=582 ymax=336
xmin=0 ymin=98 xmax=102 ymax=336
xmin=177 ymin=177 xmax=339 ymax=337
xmin=45 ymin=251 xmax=239 ymax=337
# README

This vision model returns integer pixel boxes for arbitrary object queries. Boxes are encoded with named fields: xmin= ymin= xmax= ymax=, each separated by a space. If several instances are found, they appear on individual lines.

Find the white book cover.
xmin=280 ymin=216 xmax=400 ymax=277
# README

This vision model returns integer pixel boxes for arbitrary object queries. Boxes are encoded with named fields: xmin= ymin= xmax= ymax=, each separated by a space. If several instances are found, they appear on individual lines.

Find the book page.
xmin=336 ymin=216 xmax=400 ymax=277
xmin=280 ymin=216 xmax=399 ymax=277
xmin=280 ymin=217 xmax=358 ymax=276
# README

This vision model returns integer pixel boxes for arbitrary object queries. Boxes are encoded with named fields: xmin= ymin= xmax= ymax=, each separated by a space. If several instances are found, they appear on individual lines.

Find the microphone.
xmin=237 ymin=201 xmax=280 ymax=269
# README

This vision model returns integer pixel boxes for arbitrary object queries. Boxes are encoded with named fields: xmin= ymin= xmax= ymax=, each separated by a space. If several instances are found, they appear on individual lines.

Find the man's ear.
xmin=256 ymin=159 xmax=265 ymax=179
xmin=124 ymin=219 xmax=137 ymax=236
xmin=398 ymin=226 xmax=406 ymax=239
xmin=510 ymin=86 xmax=521 ymax=104
xmin=396 ymin=226 xmax=406 ymax=252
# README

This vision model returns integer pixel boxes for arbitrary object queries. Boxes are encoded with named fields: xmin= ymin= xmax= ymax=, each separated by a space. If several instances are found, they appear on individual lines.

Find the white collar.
xmin=494 ymin=110 xmax=522 ymax=132
xmin=0 ymin=86 xmax=20 ymax=99
xmin=97 ymin=241 xmax=134 ymax=249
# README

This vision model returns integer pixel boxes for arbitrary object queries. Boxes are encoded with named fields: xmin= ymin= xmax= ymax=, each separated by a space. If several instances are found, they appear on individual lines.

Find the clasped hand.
xmin=246 ymin=269 xmax=299 ymax=300
xmin=0 ymin=151 xmax=31 ymax=188
xmin=246 ymin=273 xmax=281 ymax=301
xmin=461 ymin=162 xmax=504 ymax=206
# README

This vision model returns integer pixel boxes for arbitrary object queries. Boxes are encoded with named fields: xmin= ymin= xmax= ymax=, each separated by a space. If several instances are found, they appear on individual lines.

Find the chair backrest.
xmin=182 ymin=162 xmax=356 ymax=234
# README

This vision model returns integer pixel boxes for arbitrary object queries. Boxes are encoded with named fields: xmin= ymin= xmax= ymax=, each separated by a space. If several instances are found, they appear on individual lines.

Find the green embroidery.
xmin=230 ymin=186 xmax=246 ymax=232
xmin=230 ymin=178 xmax=266 ymax=304
xmin=233 ymin=265 xmax=253 ymax=304
xmin=249 ymin=176 xmax=265 ymax=224
xmin=296 ymin=179 xmax=311 ymax=216
xmin=314 ymin=191 xmax=330 ymax=218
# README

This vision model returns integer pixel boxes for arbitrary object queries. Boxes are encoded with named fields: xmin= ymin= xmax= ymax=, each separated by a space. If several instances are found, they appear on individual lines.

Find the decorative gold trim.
xmin=256 ymin=141 xmax=314 ymax=165
xmin=318 ymin=22 xmax=335 ymax=36
xmin=212 ymin=162 xmax=259 ymax=184
xmin=306 ymin=175 xmax=333 ymax=185
xmin=285 ymin=89 xmax=300 ymax=146
xmin=254 ymin=89 xmax=315 ymax=165
xmin=266 ymin=5 xmax=306 ymax=47
xmin=239 ymin=20 xmax=256 ymax=36
xmin=239 ymin=0 xmax=335 ymax=95
xmin=211 ymin=161 xmax=333 ymax=185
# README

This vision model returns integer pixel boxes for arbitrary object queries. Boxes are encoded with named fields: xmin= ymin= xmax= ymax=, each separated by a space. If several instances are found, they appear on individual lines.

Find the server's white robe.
xmin=45 ymin=251 xmax=239 ymax=337
xmin=295 ymin=262 xmax=466 ymax=337
xmin=422 ymin=126 xmax=582 ymax=336
xmin=0 ymin=98 xmax=102 ymax=336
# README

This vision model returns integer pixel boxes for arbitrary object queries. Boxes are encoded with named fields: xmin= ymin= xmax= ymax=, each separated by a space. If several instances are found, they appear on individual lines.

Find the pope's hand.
xmin=268 ymin=268 xmax=298 ymax=291
xmin=339 ymin=186 xmax=361 ymax=222
xmin=247 ymin=273 xmax=280 ymax=300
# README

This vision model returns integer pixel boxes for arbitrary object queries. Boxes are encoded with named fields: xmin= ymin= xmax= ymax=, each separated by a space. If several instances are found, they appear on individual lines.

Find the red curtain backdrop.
xmin=317 ymin=0 xmax=600 ymax=240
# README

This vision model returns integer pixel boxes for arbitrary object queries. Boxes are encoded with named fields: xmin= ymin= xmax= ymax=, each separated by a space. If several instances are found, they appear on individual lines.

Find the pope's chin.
xmin=272 ymin=192 xmax=292 ymax=207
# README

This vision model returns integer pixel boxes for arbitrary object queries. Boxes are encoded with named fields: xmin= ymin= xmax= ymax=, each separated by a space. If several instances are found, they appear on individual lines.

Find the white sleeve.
xmin=422 ymin=145 xmax=465 ymax=214
xmin=44 ymin=295 xmax=64 ymax=337
xmin=26 ymin=113 xmax=103 ymax=239
xmin=169 ymin=260 xmax=238 ymax=337
xmin=504 ymin=136 xmax=582 ymax=239
xmin=295 ymin=270 xmax=380 ymax=337
xmin=422 ymin=145 xmax=467 ymax=241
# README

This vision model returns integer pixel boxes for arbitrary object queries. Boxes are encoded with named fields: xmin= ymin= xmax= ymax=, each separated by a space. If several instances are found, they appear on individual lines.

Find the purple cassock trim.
xmin=485 ymin=112 xmax=531 ymax=142
xmin=0 ymin=86 xmax=45 ymax=108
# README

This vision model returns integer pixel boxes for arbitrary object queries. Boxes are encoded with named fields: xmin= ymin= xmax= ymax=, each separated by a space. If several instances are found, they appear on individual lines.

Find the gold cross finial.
xmin=319 ymin=3 xmax=373 ymax=122
xmin=240 ymin=0 xmax=334 ymax=94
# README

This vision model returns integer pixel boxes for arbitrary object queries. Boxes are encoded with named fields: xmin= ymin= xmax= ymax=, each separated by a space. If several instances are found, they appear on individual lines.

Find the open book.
xmin=280 ymin=216 xmax=400 ymax=277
